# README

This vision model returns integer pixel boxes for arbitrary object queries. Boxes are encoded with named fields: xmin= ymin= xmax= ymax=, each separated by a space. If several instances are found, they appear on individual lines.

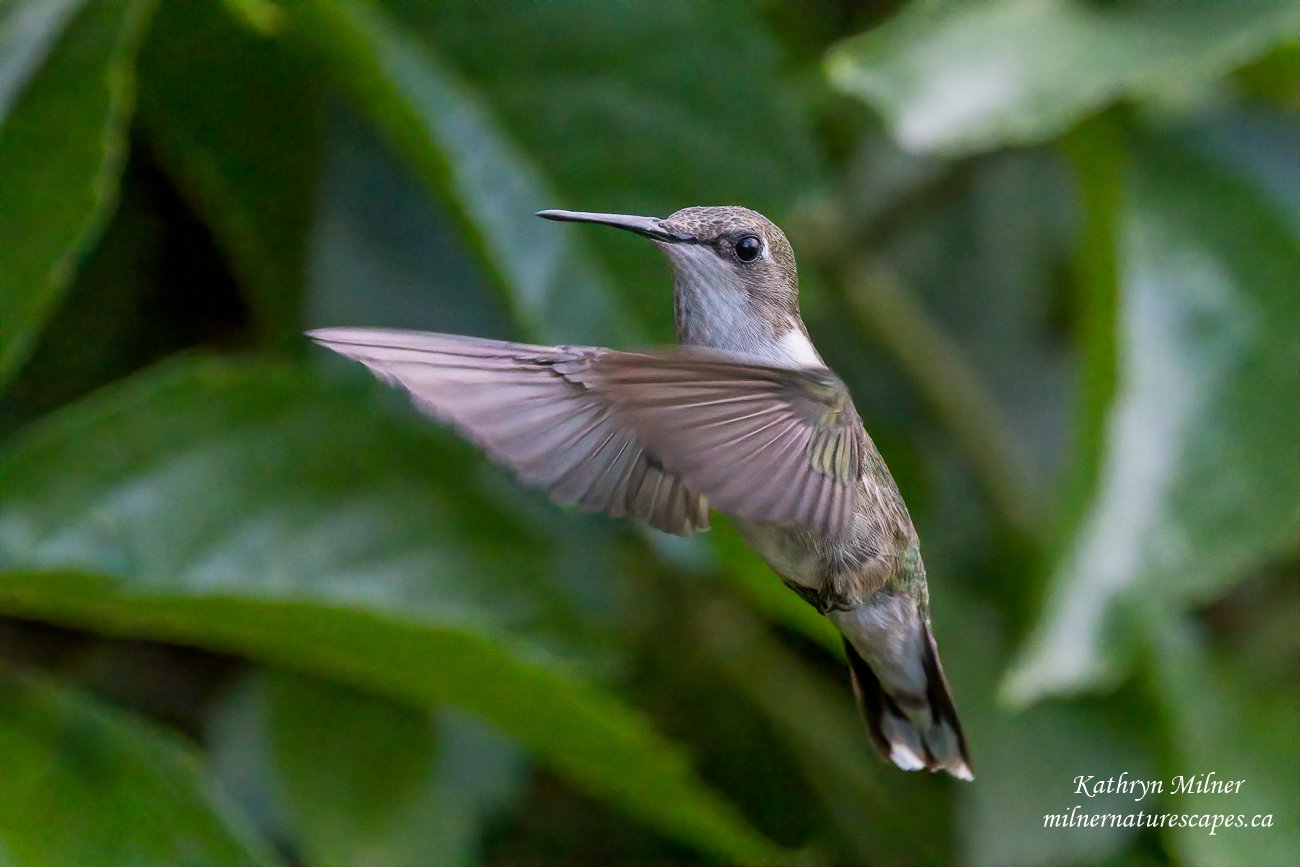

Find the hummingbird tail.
xmin=838 ymin=596 xmax=973 ymax=781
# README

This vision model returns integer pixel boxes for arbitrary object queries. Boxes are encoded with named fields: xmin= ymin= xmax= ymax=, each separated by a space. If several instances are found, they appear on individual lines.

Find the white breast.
xmin=775 ymin=326 xmax=823 ymax=367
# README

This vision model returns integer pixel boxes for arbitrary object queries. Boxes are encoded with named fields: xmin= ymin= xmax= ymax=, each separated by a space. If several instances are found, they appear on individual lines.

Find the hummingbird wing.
xmin=308 ymin=328 xmax=709 ymax=535
xmin=588 ymin=351 xmax=865 ymax=539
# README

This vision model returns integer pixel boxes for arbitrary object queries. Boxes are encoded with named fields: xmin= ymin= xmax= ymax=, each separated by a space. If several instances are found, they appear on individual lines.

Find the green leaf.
xmin=1005 ymin=143 xmax=1295 ymax=701
xmin=282 ymin=0 xmax=635 ymax=345
xmin=0 ymin=0 xmax=155 ymax=390
xmin=209 ymin=671 xmax=526 ymax=865
xmin=394 ymin=0 xmax=822 ymax=334
xmin=1234 ymin=41 xmax=1300 ymax=108
xmin=0 ymin=572 xmax=785 ymax=865
xmin=0 ymin=0 xmax=82 ymax=121
xmin=136 ymin=0 xmax=322 ymax=348
xmin=1057 ymin=116 xmax=1124 ymax=536
xmin=266 ymin=672 xmax=439 ymax=860
xmin=0 ymin=672 xmax=268 ymax=866
xmin=1145 ymin=612 xmax=1299 ymax=867
xmin=305 ymin=109 xmax=514 ymax=339
xmin=698 ymin=602 xmax=945 ymax=865
xmin=961 ymin=705 xmax=1154 ymax=864
xmin=827 ymin=0 xmax=1298 ymax=156
xmin=935 ymin=586 xmax=1155 ymax=866
xmin=404 ymin=0 xmax=819 ymax=214
xmin=0 ymin=357 xmax=787 ymax=864
xmin=272 ymin=0 xmax=822 ymax=342
xmin=0 ymin=359 xmax=590 ymax=654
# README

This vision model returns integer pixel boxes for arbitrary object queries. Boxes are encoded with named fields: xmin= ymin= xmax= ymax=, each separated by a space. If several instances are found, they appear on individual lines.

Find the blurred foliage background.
xmin=0 ymin=0 xmax=1295 ymax=864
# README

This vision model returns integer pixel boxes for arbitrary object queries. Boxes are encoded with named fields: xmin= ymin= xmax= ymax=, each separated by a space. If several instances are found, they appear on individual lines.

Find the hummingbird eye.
xmin=734 ymin=235 xmax=762 ymax=263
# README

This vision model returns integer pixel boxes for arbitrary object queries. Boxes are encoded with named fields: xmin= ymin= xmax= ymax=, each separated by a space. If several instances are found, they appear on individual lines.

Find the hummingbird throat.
xmin=669 ymin=245 xmax=819 ymax=367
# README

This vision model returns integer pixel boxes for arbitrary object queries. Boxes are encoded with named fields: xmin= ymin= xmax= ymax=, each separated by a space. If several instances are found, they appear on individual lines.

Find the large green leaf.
xmin=136 ymin=0 xmax=322 ymax=348
xmin=0 ymin=672 xmax=268 ymax=867
xmin=395 ymin=0 xmax=823 ymax=334
xmin=305 ymin=109 xmax=514 ymax=339
xmin=266 ymin=677 xmax=525 ymax=865
xmin=281 ymin=0 xmax=636 ymax=346
xmin=266 ymin=0 xmax=822 ymax=343
xmin=827 ymin=0 xmax=1297 ymax=156
xmin=404 ymin=0 xmax=819 ymax=215
xmin=208 ymin=671 xmax=526 ymax=865
xmin=0 ymin=359 xmax=588 ymax=653
xmin=1005 ymin=144 xmax=1295 ymax=701
xmin=0 ymin=0 xmax=155 ymax=389
xmin=0 ymin=357 xmax=786 ymax=864
xmin=0 ymin=573 xmax=783 ymax=864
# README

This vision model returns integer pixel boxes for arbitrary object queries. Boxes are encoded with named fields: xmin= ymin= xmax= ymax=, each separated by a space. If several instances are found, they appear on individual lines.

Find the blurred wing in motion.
xmin=308 ymin=328 xmax=709 ymax=535
xmin=587 ymin=350 xmax=865 ymax=539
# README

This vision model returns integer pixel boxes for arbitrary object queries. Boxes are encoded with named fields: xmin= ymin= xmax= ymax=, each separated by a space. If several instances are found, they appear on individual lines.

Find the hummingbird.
xmin=308 ymin=206 xmax=972 ymax=780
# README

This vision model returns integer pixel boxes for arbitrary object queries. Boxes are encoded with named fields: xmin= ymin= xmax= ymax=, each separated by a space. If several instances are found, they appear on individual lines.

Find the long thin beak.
xmin=536 ymin=209 xmax=694 ymax=243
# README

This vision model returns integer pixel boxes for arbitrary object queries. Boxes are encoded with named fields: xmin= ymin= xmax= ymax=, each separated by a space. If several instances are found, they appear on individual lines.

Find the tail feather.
xmin=837 ymin=599 xmax=972 ymax=780
xmin=918 ymin=618 xmax=971 ymax=774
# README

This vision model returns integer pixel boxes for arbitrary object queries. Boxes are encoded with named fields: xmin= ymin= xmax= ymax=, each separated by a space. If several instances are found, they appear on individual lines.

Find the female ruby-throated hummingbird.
xmin=309 ymin=206 xmax=973 ymax=780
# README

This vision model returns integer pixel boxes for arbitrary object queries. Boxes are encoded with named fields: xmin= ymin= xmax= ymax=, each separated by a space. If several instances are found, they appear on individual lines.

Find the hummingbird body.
xmin=310 ymin=206 xmax=972 ymax=780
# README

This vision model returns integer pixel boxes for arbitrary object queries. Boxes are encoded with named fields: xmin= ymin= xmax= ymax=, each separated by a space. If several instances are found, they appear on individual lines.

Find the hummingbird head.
xmin=537 ymin=206 xmax=816 ymax=365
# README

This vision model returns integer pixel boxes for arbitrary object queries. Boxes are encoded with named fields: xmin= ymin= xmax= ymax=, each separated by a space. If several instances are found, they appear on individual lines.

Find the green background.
xmin=0 ymin=0 xmax=1295 ymax=864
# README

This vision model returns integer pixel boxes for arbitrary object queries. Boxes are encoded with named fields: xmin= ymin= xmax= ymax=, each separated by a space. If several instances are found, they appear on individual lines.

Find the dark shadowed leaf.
xmin=827 ymin=0 xmax=1297 ymax=155
xmin=698 ymin=601 xmax=946 ymax=865
xmin=1006 ymin=143 xmax=1295 ymax=701
xmin=304 ymin=110 xmax=513 ymax=339
xmin=395 ymin=0 xmax=823 ymax=334
xmin=0 ymin=673 xmax=269 ymax=866
xmin=0 ymin=0 xmax=154 ymax=389
xmin=405 ymin=0 xmax=819 ymax=213
xmin=136 ymin=0 xmax=322 ymax=349
xmin=0 ymin=357 xmax=787 ymax=864
xmin=283 ymin=0 xmax=636 ymax=346
xmin=208 ymin=671 xmax=526 ymax=865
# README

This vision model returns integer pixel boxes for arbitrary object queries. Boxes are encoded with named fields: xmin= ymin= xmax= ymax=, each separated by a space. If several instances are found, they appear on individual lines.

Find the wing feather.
xmin=587 ymin=351 xmax=865 ymax=538
xmin=311 ymin=329 xmax=866 ymax=538
xmin=308 ymin=328 xmax=709 ymax=536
